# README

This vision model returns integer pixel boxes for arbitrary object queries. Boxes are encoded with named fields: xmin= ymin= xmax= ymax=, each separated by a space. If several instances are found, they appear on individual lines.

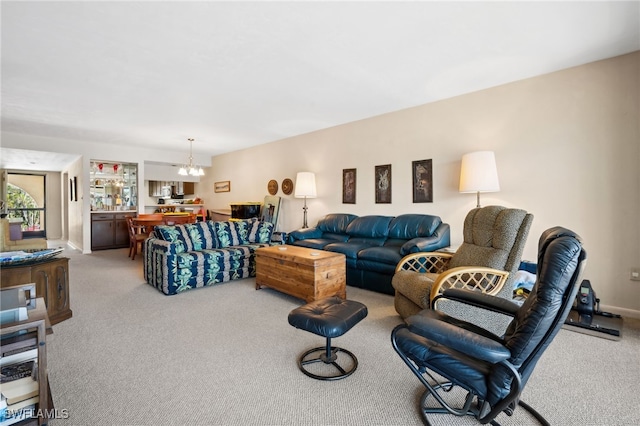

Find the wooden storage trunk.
xmin=255 ymin=245 xmax=346 ymax=302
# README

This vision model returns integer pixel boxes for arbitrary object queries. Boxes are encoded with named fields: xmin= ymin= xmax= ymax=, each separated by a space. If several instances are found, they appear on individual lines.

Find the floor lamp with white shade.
xmin=459 ymin=151 xmax=500 ymax=208
xmin=294 ymin=172 xmax=317 ymax=228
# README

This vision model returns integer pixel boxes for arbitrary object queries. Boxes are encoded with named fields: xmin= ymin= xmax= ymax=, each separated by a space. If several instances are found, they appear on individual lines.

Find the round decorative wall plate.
xmin=282 ymin=178 xmax=293 ymax=195
xmin=267 ymin=179 xmax=278 ymax=195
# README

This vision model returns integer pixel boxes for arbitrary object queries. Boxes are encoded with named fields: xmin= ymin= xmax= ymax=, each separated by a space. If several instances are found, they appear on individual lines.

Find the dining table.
xmin=131 ymin=217 xmax=166 ymax=236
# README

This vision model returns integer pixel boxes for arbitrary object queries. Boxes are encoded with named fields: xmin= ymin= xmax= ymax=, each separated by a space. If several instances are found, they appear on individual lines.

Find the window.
xmin=6 ymin=173 xmax=46 ymax=239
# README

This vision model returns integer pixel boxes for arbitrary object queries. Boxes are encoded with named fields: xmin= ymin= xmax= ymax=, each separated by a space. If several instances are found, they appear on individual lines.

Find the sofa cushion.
xmin=184 ymin=222 xmax=218 ymax=250
xmin=212 ymin=220 xmax=249 ymax=247
xmin=345 ymin=216 xmax=392 ymax=238
xmin=391 ymin=270 xmax=438 ymax=308
xmin=324 ymin=241 xmax=376 ymax=259
xmin=154 ymin=225 xmax=193 ymax=253
xmin=246 ymin=220 xmax=274 ymax=244
xmin=356 ymin=258 xmax=397 ymax=274
xmin=155 ymin=222 xmax=218 ymax=252
xmin=317 ymin=213 xmax=358 ymax=234
xmin=388 ymin=214 xmax=441 ymax=239
xmin=358 ymin=246 xmax=403 ymax=266
xmin=292 ymin=239 xmax=338 ymax=250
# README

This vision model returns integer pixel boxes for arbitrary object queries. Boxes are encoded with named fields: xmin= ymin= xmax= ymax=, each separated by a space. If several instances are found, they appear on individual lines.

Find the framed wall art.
xmin=342 ymin=168 xmax=356 ymax=204
xmin=214 ymin=181 xmax=231 ymax=193
xmin=412 ymin=159 xmax=433 ymax=203
xmin=375 ymin=164 xmax=392 ymax=204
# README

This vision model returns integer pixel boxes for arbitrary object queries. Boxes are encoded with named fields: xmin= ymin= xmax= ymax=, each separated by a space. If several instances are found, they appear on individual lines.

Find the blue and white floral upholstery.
xmin=144 ymin=219 xmax=274 ymax=295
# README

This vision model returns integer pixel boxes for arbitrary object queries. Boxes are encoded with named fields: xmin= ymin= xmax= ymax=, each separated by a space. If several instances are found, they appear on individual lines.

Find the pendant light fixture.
xmin=178 ymin=138 xmax=205 ymax=176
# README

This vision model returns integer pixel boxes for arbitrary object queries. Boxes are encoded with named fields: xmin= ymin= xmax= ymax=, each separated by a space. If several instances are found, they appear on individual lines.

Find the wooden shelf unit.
xmin=1 ymin=296 xmax=52 ymax=426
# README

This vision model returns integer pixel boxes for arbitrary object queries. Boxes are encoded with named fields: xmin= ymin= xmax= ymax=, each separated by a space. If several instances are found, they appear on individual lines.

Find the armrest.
xmin=433 ymin=288 xmax=521 ymax=317
xmin=430 ymin=266 xmax=510 ymax=302
xmin=400 ymin=223 xmax=451 ymax=254
xmin=287 ymin=227 xmax=322 ymax=242
xmin=404 ymin=314 xmax=511 ymax=364
xmin=395 ymin=252 xmax=452 ymax=273
xmin=146 ymin=237 xmax=179 ymax=256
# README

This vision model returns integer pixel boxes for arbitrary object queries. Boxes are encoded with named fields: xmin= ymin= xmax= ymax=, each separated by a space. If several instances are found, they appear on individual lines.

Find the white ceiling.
xmin=1 ymin=1 xmax=639 ymax=171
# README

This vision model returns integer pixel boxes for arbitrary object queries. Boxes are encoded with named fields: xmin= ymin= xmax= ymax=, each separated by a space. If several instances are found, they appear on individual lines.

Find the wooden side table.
xmin=1 ymin=257 xmax=72 ymax=325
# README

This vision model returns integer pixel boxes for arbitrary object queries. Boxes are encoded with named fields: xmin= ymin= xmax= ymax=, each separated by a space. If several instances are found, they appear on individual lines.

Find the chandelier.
xmin=178 ymin=138 xmax=205 ymax=176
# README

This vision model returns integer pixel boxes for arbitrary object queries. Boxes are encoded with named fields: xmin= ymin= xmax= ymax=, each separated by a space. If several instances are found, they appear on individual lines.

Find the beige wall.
xmin=65 ymin=157 xmax=84 ymax=249
xmin=201 ymin=52 xmax=640 ymax=316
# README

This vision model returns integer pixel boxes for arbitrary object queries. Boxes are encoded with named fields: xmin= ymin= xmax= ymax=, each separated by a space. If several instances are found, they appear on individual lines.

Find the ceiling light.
xmin=178 ymin=138 xmax=204 ymax=177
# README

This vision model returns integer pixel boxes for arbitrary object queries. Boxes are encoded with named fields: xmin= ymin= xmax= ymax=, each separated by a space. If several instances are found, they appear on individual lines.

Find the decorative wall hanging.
xmin=375 ymin=164 xmax=392 ymax=204
xmin=412 ymin=159 xmax=433 ymax=203
xmin=267 ymin=179 xmax=278 ymax=195
xmin=214 ymin=181 xmax=231 ymax=193
xmin=342 ymin=168 xmax=356 ymax=204
xmin=73 ymin=176 xmax=78 ymax=201
xmin=281 ymin=178 xmax=293 ymax=195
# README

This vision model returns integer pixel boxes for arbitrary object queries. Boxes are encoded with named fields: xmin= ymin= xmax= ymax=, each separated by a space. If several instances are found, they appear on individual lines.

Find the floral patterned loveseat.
xmin=144 ymin=219 xmax=274 ymax=295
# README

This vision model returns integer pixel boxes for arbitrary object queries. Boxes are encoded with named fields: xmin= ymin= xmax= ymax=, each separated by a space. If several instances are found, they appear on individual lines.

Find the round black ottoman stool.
xmin=288 ymin=296 xmax=368 ymax=381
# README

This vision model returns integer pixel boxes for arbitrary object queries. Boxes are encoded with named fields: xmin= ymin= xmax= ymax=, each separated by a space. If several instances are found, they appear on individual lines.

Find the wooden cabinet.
xmin=91 ymin=213 xmax=130 ymax=250
xmin=182 ymin=181 xmax=195 ymax=195
xmin=0 ymin=257 xmax=72 ymax=325
xmin=0 ymin=295 xmax=51 ymax=425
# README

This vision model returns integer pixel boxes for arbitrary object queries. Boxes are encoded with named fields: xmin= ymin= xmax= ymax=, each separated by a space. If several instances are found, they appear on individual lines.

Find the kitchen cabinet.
xmin=148 ymin=181 xmax=195 ymax=196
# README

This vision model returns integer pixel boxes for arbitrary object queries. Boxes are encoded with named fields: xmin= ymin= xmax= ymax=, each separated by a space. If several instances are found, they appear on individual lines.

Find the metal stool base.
xmin=298 ymin=345 xmax=358 ymax=381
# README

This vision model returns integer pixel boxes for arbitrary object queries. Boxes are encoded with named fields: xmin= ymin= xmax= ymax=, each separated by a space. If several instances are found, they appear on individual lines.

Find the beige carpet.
xmin=45 ymin=244 xmax=640 ymax=425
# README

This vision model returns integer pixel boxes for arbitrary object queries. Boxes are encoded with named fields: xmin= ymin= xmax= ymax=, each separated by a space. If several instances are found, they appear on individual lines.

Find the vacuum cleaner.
xmin=563 ymin=279 xmax=623 ymax=340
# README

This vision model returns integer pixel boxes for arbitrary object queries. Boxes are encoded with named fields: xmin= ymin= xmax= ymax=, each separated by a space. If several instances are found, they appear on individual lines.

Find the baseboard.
xmin=599 ymin=304 xmax=640 ymax=319
xmin=63 ymin=240 xmax=84 ymax=253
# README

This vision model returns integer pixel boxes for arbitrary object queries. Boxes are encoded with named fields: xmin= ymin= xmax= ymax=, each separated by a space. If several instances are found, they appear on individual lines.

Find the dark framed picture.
xmin=375 ymin=164 xmax=392 ymax=204
xmin=412 ymin=159 xmax=433 ymax=203
xmin=342 ymin=168 xmax=356 ymax=204
xmin=73 ymin=176 xmax=78 ymax=201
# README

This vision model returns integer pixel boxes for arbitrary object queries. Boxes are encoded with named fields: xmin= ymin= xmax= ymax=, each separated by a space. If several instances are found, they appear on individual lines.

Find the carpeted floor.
xmin=45 ymin=244 xmax=640 ymax=425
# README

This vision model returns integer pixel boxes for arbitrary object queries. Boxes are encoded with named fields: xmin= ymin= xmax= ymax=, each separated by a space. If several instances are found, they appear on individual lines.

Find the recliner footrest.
xmin=288 ymin=296 xmax=368 ymax=380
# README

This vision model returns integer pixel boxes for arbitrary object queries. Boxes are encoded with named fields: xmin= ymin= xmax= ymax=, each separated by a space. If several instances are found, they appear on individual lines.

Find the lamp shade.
xmin=294 ymin=172 xmax=317 ymax=198
xmin=459 ymin=151 xmax=500 ymax=193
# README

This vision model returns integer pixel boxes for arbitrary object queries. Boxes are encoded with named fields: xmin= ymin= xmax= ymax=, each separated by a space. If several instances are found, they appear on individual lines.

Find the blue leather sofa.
xmin=287 ymin=213 xmax=450 ymax=295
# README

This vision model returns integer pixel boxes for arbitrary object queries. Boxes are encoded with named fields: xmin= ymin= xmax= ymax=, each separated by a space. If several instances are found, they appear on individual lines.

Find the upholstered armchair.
xmin=392 ymin=205 xmax=533 ymax=335
xmin=0 ymin=218 xmax=48 ymax=252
